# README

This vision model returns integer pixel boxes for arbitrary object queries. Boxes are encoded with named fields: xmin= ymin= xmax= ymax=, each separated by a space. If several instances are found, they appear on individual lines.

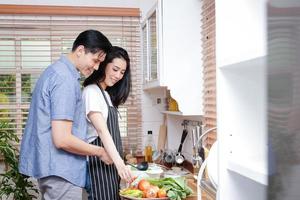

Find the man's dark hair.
xmin=72 ymin=29 xmax=112 ymax=54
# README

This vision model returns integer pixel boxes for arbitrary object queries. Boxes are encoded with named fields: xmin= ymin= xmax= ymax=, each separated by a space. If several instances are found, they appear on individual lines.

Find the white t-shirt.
xmin=82 ymin=84 xmax=113 ymax=143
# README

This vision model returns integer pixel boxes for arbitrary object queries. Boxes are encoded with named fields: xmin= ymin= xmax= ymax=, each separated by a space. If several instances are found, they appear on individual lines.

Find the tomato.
xmin=157 ymin=188 xmax=167 ymax=198
xmin=144 ymin=187 xmax=158 ymax=198
xmin=150 ymin=185 xmax=159 ymax=193
xmin=142 ymin=190 xmax=146 ymax=198
xmin=138 ymin=179 xmax=151 ymax=191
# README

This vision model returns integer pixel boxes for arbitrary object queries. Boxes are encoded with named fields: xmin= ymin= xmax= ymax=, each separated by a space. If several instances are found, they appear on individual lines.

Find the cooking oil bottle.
xmin=144 ymin=130 xmax=155 ymax=162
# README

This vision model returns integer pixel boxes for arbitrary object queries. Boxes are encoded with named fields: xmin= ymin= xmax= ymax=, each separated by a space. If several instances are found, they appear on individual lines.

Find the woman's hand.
xmin=116 ymin=161 xmax=134 ymax=182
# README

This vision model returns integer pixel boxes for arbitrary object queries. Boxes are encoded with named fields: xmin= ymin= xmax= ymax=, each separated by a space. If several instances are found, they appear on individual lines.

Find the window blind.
xmin=0 ymin=9 xmax=142 ymax=153
xmin=202 ymin=0 xmax=217 ymax=149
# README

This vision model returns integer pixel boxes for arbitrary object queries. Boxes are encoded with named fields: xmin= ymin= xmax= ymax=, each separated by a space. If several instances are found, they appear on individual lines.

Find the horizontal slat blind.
xmin=202 ymin=0 xmax=217 ymax=148
xmin=0 ymin=12 xmax=142 ymax=152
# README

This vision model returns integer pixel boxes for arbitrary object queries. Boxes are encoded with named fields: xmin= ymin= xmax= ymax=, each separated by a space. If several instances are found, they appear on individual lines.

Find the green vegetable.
xmin=119 ymin=188 xmax=143 ymax=198
xmin=147 ymin=177 xmax=193 ymax=200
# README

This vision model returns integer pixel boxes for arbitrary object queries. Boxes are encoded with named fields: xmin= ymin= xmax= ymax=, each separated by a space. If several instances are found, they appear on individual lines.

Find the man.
xmin=19 ymin=30 xmax=113 ymax=200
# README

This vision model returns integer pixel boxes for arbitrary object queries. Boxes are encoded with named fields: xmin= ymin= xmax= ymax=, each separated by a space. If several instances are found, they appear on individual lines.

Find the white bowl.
xmin=145 ymin=164 xmax=164 ymax=178
xmin=146 ymin=168 xmax=163 ymax=178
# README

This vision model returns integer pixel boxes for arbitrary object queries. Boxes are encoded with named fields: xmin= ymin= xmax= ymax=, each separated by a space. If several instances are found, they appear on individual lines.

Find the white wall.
xmin=0 ymin=0 xmax=140 ymax=8
xmin=141 ymin=89 xmax=165 ymax=151
xmin=139 ymin=0 xmax=157 ymax=21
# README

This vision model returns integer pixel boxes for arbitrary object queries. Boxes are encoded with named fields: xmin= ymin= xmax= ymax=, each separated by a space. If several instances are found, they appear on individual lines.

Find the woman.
xmin=82 ymin=46 xmax=133 ymax=199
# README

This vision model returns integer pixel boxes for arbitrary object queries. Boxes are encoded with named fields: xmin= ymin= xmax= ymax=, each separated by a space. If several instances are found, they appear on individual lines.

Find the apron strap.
xmin=97 ymin=84 xmax=121 ymax=117
xmin=97 ymin=83 xmax=111 ymax=107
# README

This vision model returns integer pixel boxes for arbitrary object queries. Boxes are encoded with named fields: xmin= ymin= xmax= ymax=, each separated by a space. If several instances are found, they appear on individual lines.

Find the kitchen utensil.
xmin=157 ymin=114 xmax=167 ymax=151
xmin=128 ymin=161 xmax=149 ymax=171
xmin=163 ymin=149 xmax=175 ymax=164
xmin=175 ymin=128 xmax=188 ymax=165
xmin=191 ymin=127 xmax=202 ymax=167
xmin=196 ymin=125 xmax=205 ymax=161
xmin=191 ymin=127 xmax=197 ymax=148
xmin=152 ymin=150 xmax=161 ymax=162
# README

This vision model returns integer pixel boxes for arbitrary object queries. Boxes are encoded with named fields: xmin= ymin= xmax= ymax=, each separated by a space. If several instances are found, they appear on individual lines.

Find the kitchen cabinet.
xmin=142 ymin=8 xmax=158 ymax=86
xmin=142 ymin=0 xmax=203 ymax=116
xmin=216 ymin=0 xmax=268 ymax=199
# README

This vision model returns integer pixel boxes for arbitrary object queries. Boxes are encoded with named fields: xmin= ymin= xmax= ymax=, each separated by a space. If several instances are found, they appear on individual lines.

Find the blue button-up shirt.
xmin=19 ymin=55 xmax=87 ymax=187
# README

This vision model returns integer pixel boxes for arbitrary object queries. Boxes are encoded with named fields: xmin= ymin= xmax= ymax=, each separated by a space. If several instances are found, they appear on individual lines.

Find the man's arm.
xmin=51 ymin=120 xmax=113 ymax=164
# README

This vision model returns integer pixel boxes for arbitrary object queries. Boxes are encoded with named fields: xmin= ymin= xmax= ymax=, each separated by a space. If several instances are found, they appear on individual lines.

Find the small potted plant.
xmin=0 ymin=121 xmax=38 ymax=199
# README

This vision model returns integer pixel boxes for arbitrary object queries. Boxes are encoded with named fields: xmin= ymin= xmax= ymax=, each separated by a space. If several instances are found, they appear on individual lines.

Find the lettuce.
xmin=147 ymin=177 xmax=193 ymax=200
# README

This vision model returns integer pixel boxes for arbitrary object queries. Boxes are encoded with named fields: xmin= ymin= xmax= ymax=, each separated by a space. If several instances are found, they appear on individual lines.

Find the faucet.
xmin=195 ymin=126 xmax=217 ymax=200
xmin=192 ymin=126 xmax=217 ymax=173
xmin=197 ymin=127 xmax=217 ymax=146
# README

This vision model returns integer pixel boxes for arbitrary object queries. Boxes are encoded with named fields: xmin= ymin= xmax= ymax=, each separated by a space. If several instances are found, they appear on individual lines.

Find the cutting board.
xmin=157 ymin=115 xmax=167 ymax=151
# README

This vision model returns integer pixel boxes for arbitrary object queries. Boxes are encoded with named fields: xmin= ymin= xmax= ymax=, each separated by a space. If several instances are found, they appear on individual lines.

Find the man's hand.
xmin=98 ymin=147 xmax=113 ymax=165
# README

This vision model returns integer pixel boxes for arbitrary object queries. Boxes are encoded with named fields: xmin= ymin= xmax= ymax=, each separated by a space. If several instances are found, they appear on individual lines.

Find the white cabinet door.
xmin=142 ymin=6 xmax=160 ymax=88
xmin=142 ymin=0 xmax=203 ymax=116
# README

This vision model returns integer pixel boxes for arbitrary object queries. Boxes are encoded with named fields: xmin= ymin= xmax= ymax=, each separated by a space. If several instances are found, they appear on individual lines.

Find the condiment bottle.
xmin=144 ymin=130 xmax=155 ymax=162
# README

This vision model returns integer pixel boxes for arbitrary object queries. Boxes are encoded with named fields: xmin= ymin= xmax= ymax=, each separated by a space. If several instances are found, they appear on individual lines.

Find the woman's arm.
xmin=88 ymin=111 xmax=133 ymax=182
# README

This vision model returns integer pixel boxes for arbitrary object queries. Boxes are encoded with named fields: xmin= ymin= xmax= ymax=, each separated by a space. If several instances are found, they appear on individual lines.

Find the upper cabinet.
xmin=142 ymin=0 xmax=203 ymax=116
xmin=142 ymin=8 xmax=158 ymax=86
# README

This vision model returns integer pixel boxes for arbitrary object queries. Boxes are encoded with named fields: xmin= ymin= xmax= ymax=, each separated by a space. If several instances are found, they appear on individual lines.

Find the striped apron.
xmin=87 ymin=86 xmax=123 ymax=200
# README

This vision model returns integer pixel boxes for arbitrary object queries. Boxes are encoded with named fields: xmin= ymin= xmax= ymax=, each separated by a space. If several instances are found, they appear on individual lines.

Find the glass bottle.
xmin=166 ymin=90 xmax=179 ymax=111
xmin=144 ymin=130 xmax=155 ymax=162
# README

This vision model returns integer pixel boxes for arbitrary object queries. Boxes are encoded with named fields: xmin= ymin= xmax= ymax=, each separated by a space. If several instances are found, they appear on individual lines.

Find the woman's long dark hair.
xmin=83 ymin=46 xmax=131 ymax=108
